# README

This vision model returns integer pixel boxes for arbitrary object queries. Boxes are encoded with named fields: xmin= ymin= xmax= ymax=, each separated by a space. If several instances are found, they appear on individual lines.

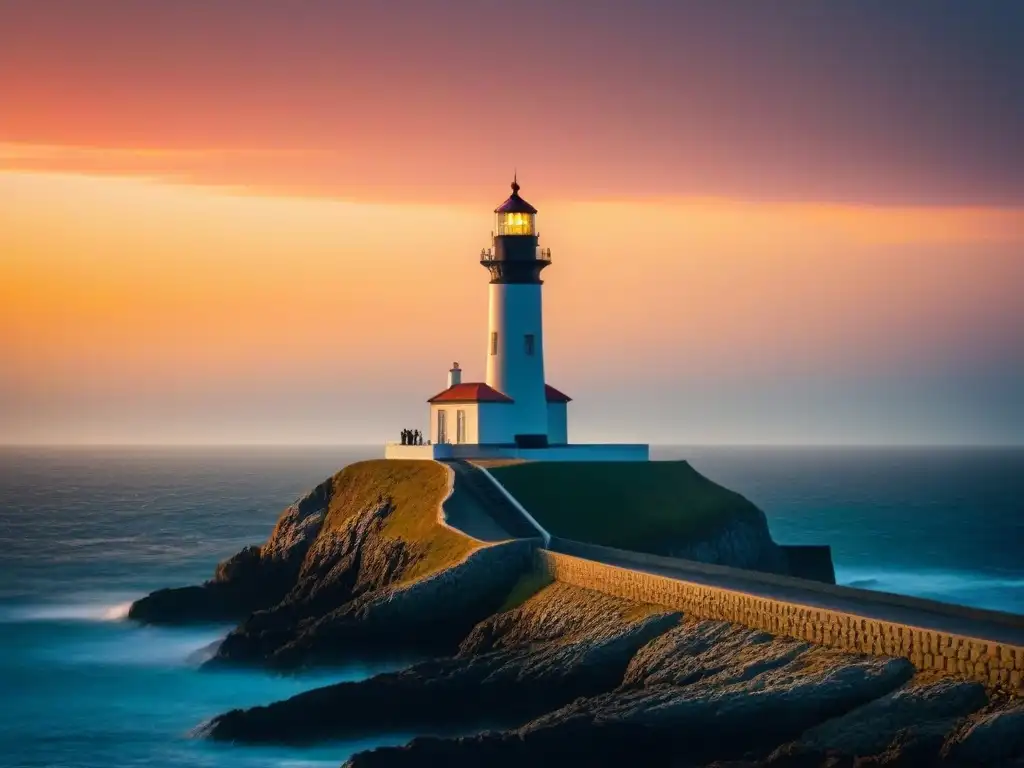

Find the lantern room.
xmin=494 ymin=177 xmax=537 ymax=237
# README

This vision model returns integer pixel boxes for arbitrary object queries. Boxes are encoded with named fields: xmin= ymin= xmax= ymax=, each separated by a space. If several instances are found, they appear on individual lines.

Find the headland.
xmin=130 ymin=458 xmax=1024 ymax=766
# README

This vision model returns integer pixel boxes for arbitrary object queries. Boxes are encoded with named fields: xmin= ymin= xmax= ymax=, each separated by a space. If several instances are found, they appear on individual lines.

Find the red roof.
xmin=545 ymin=384 xmax=572 ymax=403
xmin=427 ymin=382 xmax=572 ymax=404
xmin=428 ymin=382 xmax=513 ymax=404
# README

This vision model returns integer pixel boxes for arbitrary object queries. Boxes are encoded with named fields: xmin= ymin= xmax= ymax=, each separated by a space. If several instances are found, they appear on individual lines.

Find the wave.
xmin=836 ymin=566 xmax=1024 ymax=614
xmin=60 ymin=627 xmax=231 ymax=667
xmin=185 ymin=638 xmax=224 ymax=665
xmin=0 ymin=595 xmax=136 ymax=623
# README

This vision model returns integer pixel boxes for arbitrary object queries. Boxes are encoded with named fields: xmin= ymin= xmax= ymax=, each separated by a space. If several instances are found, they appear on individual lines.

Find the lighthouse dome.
xmin=494 ymin=177 xmax=537 ymax=214
xmin=494 ymin=176 xmax=537 ymax=236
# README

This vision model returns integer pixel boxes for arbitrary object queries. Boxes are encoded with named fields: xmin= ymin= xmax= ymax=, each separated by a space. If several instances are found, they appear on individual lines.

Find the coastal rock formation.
xmin=195 ymin=577 xmax=1023 ymax=767
xmin=209 ymin=534 xmax=534 ymax=668
xmin=942 ymin=698 xmax=1024 ymax=765
xmin=332 ymin=616 xmax=1021 ymax=768
xmin=340 ymin=620 xmax=916 ymax=767
xmin=128 ymin=458 xmax=1021 ymax=766
xmin=131 ymin=457 xmax=809 ymax=666
xmin=203 ymin=583 xmax=679 ymax=742
xmin=131 ymin=460 xmax=549 ymax=669
xmin=764 ymin=673 xmax=989 ymax=765
xmin=661 ymin=507 xmax=788 ymax=574
xmin=128 ymin=477 xmax=332 ymax=623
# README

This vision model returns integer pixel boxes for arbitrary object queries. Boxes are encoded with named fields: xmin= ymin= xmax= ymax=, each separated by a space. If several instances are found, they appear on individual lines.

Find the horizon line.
xmin=2 ymin=442 xmax=1022 ymax=450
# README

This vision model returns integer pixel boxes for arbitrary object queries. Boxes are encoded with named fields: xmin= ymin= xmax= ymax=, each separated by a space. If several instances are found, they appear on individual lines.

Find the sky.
xmin=1 ymin=0 xmax=1023 ymax=446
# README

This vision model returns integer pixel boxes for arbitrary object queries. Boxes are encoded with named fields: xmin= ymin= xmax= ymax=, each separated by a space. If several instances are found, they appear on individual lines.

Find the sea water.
xmin=1 ymin=445 xmax=1022 ymax=766
xmin=0 ymin=447 xmax=406 ymax=768
xmin=659 ymin=445 xmax=1024 ymax=614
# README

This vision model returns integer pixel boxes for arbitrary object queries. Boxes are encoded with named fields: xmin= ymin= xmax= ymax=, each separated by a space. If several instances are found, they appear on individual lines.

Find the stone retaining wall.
xmin=537 ymin=549 xmax=1024 ymax=693
xmin=366 ymin=538 xmax=541 ymax=626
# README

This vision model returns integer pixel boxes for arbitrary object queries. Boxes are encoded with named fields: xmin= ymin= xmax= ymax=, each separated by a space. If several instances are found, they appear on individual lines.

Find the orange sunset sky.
xmin=2 ymin=1 xmax=1023 ymax=446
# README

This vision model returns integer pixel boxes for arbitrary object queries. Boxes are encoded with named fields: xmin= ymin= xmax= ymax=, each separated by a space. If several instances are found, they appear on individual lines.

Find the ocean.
xmin=1 ymin=445 xmax=1022 ymax=767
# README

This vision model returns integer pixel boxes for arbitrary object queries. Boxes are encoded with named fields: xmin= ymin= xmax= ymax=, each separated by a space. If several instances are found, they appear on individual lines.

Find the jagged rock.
xmin=622 ymin=618 xmax=810 ymax=688
xmin=665 ymin=512 xmax=789 ymax=576
xmin=764 ymin=673 xmax=989 ymax=766
xmin=129 ymin=480 xmax=331 ymax=624
xmin=128 ymin=458 xmax=1011 ymax=768
xmin=343 ymin=620 xmax=916 ymax=767
xmin=206 ymin=534 xmax=536 ymax=669
xmin=131 ymin=462 xmax=535 ymax=667
xmin=202 ymin=583 xmax=680 ymax=743
xmin=942 ymin=698 xmax=1024 ymax=765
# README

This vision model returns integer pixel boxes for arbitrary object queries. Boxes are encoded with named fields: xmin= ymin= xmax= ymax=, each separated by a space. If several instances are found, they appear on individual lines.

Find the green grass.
xmin=322 ymin=459 xmax=477 ymax=582
xmin=485 ymin=460 xmax=761 ymax=554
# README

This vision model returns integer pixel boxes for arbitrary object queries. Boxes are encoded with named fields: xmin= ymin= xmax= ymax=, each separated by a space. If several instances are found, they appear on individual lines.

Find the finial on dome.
xmin=494 ymin=172 xmax=537 ymax=215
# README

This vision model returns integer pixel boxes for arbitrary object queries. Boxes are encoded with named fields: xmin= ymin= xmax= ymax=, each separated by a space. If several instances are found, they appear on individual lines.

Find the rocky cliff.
xmin=662 ymin=506 xmax=788 ymax=573
xmin=129 ymin=458 xmax=1020 ymax=766
xmin=130 ymin=460 xmax=532 ymax=665
xmin=202 ymin=582 xmax=680 ymax=743
xmin=201 ymin=580 xmax=1022 ymax=767
xmin=129 ymin=475 xmax=334 ymax=624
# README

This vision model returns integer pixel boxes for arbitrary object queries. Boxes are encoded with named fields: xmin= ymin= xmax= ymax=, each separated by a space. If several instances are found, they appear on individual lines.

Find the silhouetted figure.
xmin=414 ymin=429 xmax=422 ymax=445
xmin=400 ymin=429 xmax=408 ymax=445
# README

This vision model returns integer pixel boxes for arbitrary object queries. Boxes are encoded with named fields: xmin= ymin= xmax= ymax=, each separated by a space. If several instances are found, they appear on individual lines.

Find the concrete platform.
xmin=384 ymin=442 xmax=650 ymax=461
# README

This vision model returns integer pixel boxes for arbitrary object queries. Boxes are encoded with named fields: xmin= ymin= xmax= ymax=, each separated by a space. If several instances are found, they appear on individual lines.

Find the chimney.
xmin=448 ymin=362 xmax=462 ymax=388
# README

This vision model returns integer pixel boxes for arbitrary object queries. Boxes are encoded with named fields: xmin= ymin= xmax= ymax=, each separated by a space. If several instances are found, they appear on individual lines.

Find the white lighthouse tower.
xmin=481 ymin=176 xmax=552 ymax=447
xmin=383 ymin=177 xmax=648 ymax=462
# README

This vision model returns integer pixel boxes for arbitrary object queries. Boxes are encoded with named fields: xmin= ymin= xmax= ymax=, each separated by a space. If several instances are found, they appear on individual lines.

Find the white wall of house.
xmin=428 ymin=401 xmax=562 ymax=446
xmin=546 ymin=401 xmax=568 ymax=445
xmin=429 ymin=402 xmax=479 ymax=445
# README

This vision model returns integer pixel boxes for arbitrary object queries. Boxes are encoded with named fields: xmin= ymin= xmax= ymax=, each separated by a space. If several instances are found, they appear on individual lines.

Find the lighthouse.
xmin=384 ymin=177 xmax=648 ymax=461
xmin=481 ymin=176 xmax=552 ymax=447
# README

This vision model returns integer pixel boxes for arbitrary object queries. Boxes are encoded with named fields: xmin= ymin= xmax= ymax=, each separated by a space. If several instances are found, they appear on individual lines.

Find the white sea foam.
xmin=836 ymin=567 xmax=1024 ymax=614
xmin=57 ymin=625 xmax=231 ymax=667
xmin=0 ymin=596 xmax=137 ymax=623
xmin=103 ymin=600 xmax=133 ymax=620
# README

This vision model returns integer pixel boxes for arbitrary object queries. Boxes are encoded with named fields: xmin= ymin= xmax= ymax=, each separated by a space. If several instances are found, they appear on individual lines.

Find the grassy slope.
xmin=322 ymin=459 xmax=478 ymax=582
xmin=485 ymin=460 xmax=761 ymax=553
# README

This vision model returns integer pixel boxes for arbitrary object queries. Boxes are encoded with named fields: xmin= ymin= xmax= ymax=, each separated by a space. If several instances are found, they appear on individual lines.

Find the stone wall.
xmin=536 ymin=549 xmax=1024 ymax=693
xmin=367 ymin=537 xmax=541 ymax=624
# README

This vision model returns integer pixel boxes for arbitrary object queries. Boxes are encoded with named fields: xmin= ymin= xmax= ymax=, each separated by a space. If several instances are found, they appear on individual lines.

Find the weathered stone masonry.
xmin=537 ymin=549 xmax=1024 ymax=693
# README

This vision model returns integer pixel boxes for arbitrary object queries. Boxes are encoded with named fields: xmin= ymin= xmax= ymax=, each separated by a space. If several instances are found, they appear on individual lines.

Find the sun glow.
xmin=2 ymin=167 xmax=1023 ymax=444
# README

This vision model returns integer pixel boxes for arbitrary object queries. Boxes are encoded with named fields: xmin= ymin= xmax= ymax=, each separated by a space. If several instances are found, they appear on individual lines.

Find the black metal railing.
xmin=479 ymin=247 xmax=552 ymax=262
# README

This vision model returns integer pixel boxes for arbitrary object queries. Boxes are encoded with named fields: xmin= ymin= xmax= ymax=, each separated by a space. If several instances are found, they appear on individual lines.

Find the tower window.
xmin=496 ymin=212 xmax=535 ymax=236
xmin=490 ymin=331 xmax=498 ymax=356
xmin=524 ymin=334 xmax=535 ymax=356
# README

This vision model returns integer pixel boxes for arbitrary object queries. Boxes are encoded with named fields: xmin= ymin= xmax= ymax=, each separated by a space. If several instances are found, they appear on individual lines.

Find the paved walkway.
xmin=443 ymin=460 xmax=545 ymax=543
xmin=440 ymin=463 xmax=514 ymax=543
xmin=441 ymin=464 xmax=1024 ymax=649
xmin=586 ymin=545 xmax=1024 ymax=647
